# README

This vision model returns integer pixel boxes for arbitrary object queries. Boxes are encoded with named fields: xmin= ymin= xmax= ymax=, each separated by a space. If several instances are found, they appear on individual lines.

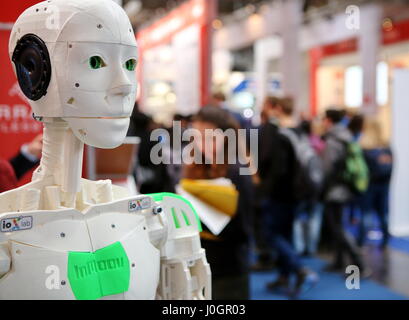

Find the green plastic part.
xmin=67 ymin=242 xmax=130 ymax=300
xmin=171 ymin=207 xmax=181 ymax=229
xmin=148 ymin=193 xmax=202 ymax=232
xmin=182 ymin=210 xmax=191 ymax=226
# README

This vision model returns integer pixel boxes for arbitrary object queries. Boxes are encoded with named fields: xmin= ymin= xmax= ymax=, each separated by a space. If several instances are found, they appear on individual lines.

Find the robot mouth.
xmin=66 ymin=116 xmax=129 ymax=120
xmin=99 ymin=116 xmax=128 ymax=120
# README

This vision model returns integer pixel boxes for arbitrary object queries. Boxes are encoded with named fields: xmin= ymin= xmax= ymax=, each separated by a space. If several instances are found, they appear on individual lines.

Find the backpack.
xmin=341 ymin=141 xmax=369 ymax=194
xmin=280 ymin=128 xmax=324 ymax=201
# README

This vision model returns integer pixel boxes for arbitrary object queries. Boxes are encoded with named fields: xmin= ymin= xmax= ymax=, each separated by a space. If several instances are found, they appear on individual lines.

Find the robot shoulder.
xmin=148 ymin=193 xmax=202 ymax=238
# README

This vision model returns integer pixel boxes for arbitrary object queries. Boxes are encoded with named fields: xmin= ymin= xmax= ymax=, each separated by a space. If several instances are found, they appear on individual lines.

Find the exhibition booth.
xmin=312 ymin=18 xmax=409 ymax=142
xmin=212 ymin=2 xmax=409 ymax=236
xmin=137 ymin=0 xmax=216 ymax=126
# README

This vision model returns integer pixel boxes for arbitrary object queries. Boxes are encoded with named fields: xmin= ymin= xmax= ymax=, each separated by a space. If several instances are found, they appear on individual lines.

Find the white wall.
xmin=254 ymin=36 xmax=282 ymax=113
xmin=214 ymin=1 xmax=283 ymax=51
xmin=390 ymin=68 xmax=409 ymax=236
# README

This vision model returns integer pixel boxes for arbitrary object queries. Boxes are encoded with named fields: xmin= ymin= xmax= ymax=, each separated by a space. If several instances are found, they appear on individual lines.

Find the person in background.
xmin=127 ymin=102 xmax=158 ymax=191
xmin=345 ymin=114 xmax=366 ymax=226
xmin=348 ymin=114 xmax=365 ymax=143
xmin=277 ymin=97 xmax=297 ymax=129
xmin=209 ymin=92 xmax=249 ymax=130
xmin=358 ymin=119 xmax=393 ymax=248
xmin=258 ymin=96 xmax=318 ymax=297
xmin=127 ymin=102 xmax=151 ymax=139
xmin=183 ymin=106 xmax=254 ymax=300
xmin=173 ymin=114 xmax=192 ymax=131
xmin=253 ymin=96 xmax=297 ymax=268
xmin=10 ymin=134 xmax=42 ymax=180
xmin=321 ymin=109 xmax=367 ymax=274
xmin=166 ymin=113 xmax=192 ymax=189
xmin=293 ymin=119 xmax=325 ymax=256
xmin=340 ymin=109 xmax=350 ymax=128
xmin=0 ymin=159 xmax=17 ymax=193
xmin=133 ymin=108 xmax=174 ymax=194
xmin=0 ymin=134 xmax=43 ymax=193
xmin=251 ymin=98 xmax=283 ymax=272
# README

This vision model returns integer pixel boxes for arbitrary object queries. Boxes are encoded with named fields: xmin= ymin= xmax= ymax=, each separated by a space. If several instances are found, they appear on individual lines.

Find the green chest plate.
xmin=67 ymin=242 xmax=130 ymax=300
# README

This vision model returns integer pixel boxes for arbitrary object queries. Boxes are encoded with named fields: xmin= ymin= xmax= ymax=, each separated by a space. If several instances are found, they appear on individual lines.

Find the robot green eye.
xmin=89 ymin=56 xmax=106 ymax=69
xmin=125 ymin=58 xmax=136 ymax=71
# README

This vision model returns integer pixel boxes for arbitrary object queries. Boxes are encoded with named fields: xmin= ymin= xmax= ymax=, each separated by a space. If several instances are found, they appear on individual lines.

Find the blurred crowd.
xmin=128 ymin=94 xmax=393 ymax=300
xmin=0 ymin=94 xmax=393 ymax=301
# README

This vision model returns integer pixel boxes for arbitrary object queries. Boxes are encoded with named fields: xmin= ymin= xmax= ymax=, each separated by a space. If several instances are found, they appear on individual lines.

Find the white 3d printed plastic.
xmin=0 ymin=0 xmax=211 ymax=300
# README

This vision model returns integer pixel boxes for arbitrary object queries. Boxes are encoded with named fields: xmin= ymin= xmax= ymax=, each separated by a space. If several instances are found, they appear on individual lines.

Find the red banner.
xmin=0 ymin=0 xmax=41 ymax=23
xmin=1 ymin=0 xmax=44 ymax=185
xmin=138 ymin=0 xmax=208 ymax=51
xmin=0 ymin=30 xmax=43 ymax=183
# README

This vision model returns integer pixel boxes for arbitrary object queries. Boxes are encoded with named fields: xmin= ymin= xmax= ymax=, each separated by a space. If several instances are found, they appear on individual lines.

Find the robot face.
xmin=63 ymin=42 xmax=137 ymax=148
xmin=10 ymin=0 xmax=138 ymax=149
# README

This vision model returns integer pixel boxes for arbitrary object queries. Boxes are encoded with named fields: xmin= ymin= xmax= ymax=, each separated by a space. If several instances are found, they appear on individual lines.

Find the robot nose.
xmin=109 ymin=69 xmax=133 ymax=96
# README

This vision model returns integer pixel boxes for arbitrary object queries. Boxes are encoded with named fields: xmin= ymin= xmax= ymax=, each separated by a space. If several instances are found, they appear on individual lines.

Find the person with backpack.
xmin=321 ymin=109 xmax=369 ymax=274
xmin=258 ymin=96 xmax=318 ymax=297
xmin=344 ymin=114 xmax=366 ymax=226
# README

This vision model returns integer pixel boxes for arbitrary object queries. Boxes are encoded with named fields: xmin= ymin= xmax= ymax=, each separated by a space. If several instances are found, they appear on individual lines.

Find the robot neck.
xmin=34 ymin=119 xmax=84 ymax=207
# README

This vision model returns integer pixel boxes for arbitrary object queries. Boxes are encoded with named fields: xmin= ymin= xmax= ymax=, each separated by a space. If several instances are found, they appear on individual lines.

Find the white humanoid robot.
xmin=0 ymin=0 xmax=211 ymax=300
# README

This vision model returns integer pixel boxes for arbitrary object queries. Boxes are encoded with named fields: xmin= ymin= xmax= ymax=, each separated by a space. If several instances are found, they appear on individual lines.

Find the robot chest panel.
xmin=84 ymin=211 xmax=162 ymax=300
xmin=0 ymin=210 xmax=161 ymax=300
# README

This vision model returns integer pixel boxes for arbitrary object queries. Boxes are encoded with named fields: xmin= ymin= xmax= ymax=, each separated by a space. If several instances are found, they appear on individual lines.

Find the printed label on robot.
xmin=128 ymin=197 xmax=152 ymax=212
xmin=1 ymin=216 xmax=33 ymax=232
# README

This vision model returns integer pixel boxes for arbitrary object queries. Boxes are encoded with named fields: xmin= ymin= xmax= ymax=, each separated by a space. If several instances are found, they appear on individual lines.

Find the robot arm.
xmin=151 ymin=193 xmax=211 ymax=300
xmin=0 ymin=243 xmax=10 ymax=279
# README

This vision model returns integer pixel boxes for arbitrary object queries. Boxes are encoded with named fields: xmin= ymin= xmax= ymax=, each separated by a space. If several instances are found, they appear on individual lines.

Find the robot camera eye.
xmin=125 ymin=59 xmax=137 ymax=71
xmin=89 ymin=56 xmax=106 ymax=69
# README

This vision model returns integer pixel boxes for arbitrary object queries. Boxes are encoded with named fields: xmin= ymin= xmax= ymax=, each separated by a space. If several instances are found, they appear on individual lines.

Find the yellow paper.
xmin=180 ymin=179 xmax=238 ymax=217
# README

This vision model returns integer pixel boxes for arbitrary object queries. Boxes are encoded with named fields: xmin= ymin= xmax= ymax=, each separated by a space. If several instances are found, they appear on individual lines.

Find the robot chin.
xmin=64 ymin=117 xmax=130 ymax=149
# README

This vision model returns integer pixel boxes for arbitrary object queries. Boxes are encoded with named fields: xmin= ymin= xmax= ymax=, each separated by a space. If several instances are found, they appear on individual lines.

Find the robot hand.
xmin=158 ymin=251 xmax=211 ymax=300
xmin=150 ymin=193 xmax=211 ymax=300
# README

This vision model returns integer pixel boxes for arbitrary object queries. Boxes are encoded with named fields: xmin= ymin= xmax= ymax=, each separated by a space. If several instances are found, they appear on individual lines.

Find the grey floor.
xmin=319 ymin=244 xmax=409 ymax=298
xmin=363 ymin=246 xmax=409 ymax=297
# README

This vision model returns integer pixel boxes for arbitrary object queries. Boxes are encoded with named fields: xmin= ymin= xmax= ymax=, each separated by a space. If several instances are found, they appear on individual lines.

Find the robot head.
xmin=9 ymin=0 xmax=138 ymax=148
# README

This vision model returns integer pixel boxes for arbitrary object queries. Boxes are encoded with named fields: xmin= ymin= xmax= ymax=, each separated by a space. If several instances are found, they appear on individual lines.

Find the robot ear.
xmin=12 ymin=34 xmax=52 ymax=101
